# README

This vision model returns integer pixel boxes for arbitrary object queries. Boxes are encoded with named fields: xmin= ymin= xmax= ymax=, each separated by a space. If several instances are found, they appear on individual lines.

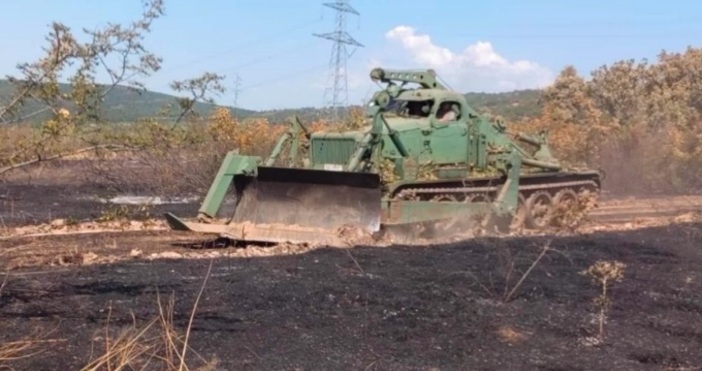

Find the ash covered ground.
xmin=1 ymin=161 xmax=702 ymax=370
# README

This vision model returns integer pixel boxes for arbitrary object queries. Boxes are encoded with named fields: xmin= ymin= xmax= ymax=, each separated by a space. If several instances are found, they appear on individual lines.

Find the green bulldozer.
xmin=164 ymin=67 xmax=602 ymax=245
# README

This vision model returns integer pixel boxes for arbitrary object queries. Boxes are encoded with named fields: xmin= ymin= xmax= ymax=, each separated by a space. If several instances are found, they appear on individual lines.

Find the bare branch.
xmin=0 ymin=144 xmax=131 ymax=176
xmin=169 ymin=72 xmax=227 ymax=124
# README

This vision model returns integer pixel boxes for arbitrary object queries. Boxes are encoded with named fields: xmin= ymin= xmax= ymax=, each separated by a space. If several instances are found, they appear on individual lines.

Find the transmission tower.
xmin=313 ymin=1 xmax=363 ymax=123
xmin=232 ymin=73 xmax=242 ymax=110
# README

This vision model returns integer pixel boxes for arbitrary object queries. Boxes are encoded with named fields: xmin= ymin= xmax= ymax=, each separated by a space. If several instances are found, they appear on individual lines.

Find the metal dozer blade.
xmin=167 ymin=166 xmax=383 ymax=246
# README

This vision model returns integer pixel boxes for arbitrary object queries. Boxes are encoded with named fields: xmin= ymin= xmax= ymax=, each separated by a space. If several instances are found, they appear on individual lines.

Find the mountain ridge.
xmin=0 ymin=79 xmax=543 ymax=124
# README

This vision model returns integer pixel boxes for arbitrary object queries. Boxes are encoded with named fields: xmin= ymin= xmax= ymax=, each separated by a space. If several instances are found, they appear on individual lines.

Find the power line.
xmin=239 ymin=63 xmax=327 ymax=91
xmin=165 ymin=18 xmax=323 ymax=72
xmin=218 ymin=42 xmax=318 ymax=74
xmin=313 ymin=1 xmax=363 ymax=123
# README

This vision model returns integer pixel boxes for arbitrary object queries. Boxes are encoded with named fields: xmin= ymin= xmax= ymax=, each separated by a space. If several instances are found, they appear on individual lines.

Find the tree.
xmin=518 ymin=65 xmax=609 ymax=166
xmin=588 ymin=59 xmax=649 ymax=129
xmin=1 ymin=0 xmax=165 ymax=126
xmin=517 ymin=48 xmax=702 ymax=193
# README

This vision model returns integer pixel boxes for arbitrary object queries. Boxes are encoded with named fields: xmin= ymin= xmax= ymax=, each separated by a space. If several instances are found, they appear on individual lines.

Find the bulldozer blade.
xmin=164 ymin=211 xmax=347 ymax=245
xmin=165 ymin=212 xmax=227 ymax=233
xmin=170 ymin=166 xmax=383 ymax=245
xmin=228 ymin=167 xmax=382 ymax=242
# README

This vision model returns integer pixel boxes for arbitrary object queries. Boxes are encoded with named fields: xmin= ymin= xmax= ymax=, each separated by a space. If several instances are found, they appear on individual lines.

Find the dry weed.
xmin=501 ymin=241 xmax=552 ymax=303
xmin=0 ymin=271 xmax=7 ymax=298
xmin=0 ymin=331 xmax=64 ymax=366
xmin=581 ymin=260 xmax=626 ymax=344
xmin=0 ymin=312 xmax=65 ymax=368
xmin=82 ymin=260 xmax=216 ymax=371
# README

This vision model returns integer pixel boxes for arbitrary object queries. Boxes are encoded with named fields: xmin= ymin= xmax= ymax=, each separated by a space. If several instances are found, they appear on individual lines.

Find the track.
xmin=388 ymin=170 xmax=602 ymax=232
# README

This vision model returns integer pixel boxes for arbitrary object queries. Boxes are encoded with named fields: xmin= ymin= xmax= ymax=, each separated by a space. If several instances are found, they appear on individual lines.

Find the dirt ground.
xmin=1 ymin=162 xmax=702 ymax=370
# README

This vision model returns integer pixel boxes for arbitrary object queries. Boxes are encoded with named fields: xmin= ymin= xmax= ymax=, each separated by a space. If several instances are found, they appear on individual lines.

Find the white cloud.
xmin=382 ymin=26 xmax=554 ymax=92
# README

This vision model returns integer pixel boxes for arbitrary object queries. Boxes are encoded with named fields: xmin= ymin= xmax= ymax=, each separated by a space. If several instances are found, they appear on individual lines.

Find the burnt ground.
xmin=0 ymin=168 xmax=197 ymax=227
xmin=1 ymin=223 xmax=702 ymax=370
xmin=2 ymin=160 xmax=702 ymax=370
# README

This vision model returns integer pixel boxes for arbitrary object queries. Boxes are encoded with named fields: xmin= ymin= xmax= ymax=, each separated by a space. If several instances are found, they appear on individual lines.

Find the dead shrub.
xmin=581 ymin=260 xmax=626 ymax=344
xmin=77 ymin=112 xmax=287 ymax=197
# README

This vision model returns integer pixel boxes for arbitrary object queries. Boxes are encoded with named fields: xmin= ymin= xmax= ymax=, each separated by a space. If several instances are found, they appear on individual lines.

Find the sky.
xmin=1 ymin=0 xmax=701 ymax=111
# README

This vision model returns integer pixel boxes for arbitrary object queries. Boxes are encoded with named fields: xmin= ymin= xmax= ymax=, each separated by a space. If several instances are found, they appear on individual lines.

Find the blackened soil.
xmin=0 ymin=182 xmax=198 ymax=227
xmin=1 ymin=159 xmax=201 ymax=227
xmin=2 ymin=223 xmax=702 ymax=370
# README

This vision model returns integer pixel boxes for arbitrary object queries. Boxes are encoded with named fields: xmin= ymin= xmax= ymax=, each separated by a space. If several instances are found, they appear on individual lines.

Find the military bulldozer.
xmin=164 ymin=67 xmax=601 ymax=245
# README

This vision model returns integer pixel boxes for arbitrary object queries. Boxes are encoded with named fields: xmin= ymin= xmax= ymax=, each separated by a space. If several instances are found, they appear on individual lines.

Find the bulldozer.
xmin=164 ymin=67 xmax=602 ymax=245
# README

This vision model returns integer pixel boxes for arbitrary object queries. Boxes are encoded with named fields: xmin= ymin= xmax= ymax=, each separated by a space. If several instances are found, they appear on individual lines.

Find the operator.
xmin=437 ymin=102 xmax=457 ymax=121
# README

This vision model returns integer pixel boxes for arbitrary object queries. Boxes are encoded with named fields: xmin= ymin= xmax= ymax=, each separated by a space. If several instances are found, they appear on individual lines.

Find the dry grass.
xmin=0 ymin=273 xmax=66 ymax=368
xmin=0 ymin=329 xmax=64 ymax=365
xmin=0 ymin=108 xmax=334 ymax=199
xmin=0 ymin=271 xmax=7 ymax=297
xmin=82 ymin=260 xmax=215 ymax=371
xmin=0 ymin=260 xmax=216 ymax=370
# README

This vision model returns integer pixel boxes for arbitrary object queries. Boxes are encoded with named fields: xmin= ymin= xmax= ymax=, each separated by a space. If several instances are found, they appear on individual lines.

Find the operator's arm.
xmin=439 ymin=111 xmax=456 ymax=122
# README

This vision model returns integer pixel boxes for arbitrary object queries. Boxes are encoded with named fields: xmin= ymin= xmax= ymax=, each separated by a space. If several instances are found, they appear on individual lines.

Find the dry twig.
xmin=503 ymin=241 xmax=551 ymax=303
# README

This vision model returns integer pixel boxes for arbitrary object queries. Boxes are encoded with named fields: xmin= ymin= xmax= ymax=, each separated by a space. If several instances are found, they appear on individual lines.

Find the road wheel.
xmin=552 ymin=188 xmax=579 ymax=227
xmin=431 ymin=194 xmax=457 ymax=202
xmin=466 ymin=192 xmax=491 ymax=203
xmin=525 ymin=191 xmax=554 ymax=230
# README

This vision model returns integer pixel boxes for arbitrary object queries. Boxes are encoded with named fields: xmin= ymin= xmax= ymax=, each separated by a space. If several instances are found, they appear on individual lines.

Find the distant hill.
xmin=247 ymin=90 xmax=543 ymax=123
xmin=0 ymin=80 xmax=255 ymax=123
xmin=463 ymin=90 xmax=543 ymax=120
xmin=0 ymin=79 xmax=542 ymax=124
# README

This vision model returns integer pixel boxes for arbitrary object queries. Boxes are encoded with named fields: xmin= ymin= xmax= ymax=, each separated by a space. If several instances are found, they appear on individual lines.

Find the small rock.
xmin=149 ymin=251 xmax=183 ymax=260
xmin=50 ymin=219 xmax=66 ymax=228
xmin=82 ymin=252 xmax=99 ymax=264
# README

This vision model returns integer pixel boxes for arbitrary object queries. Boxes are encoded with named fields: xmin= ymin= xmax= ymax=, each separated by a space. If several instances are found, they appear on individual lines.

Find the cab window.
xmin=436 ymin=101 xmax=461 ymax=122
